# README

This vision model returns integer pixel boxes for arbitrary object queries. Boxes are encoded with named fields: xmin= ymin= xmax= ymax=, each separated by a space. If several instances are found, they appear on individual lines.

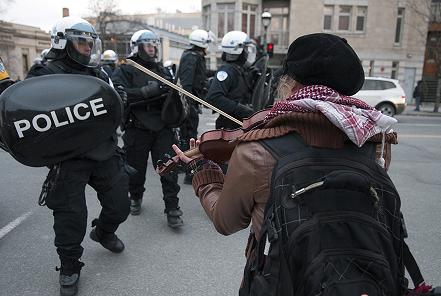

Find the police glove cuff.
xmin=140 ymin=81 xmax=164 ymax=99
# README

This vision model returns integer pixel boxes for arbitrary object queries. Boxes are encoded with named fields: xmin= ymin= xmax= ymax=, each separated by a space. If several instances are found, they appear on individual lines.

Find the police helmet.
xmin=50 ymin=17 xmax=102 ymax=67
xmin=189 ymin=29 xmax=215 ymax=49
xmin=101 ymin=49 xmax=118 ymax=65
xmin=221 ymin=31 xmax=252 ymax=62
xmin=130 ymin=30 xmax=160 ymax=62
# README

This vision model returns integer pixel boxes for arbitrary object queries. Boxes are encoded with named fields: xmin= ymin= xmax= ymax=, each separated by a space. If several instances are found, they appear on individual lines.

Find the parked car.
xmin=353 ymin=77 xmax=407 ymax=116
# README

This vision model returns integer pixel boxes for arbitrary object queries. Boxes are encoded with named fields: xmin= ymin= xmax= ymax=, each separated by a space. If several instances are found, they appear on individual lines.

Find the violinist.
xmin=171 ymin=33 xmax=401 ymax=294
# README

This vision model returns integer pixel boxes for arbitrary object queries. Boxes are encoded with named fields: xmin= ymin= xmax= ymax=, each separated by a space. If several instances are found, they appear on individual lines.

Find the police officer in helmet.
xmin=206 ymin=31 xmax=255 ymax=130
xmin=177 ymin=29 xmax=214 ymax=184
xmin=101 ymin=49 xmax=118 ymax=77
xmin=112 ymin=29 xmax=184 ymax=227
xmin=26 ymin=17 xmax=130 ymax=296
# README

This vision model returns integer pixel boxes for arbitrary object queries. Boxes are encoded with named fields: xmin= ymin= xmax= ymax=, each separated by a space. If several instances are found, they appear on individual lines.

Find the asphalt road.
xmin=0 ymin=110 xmax=440 ymax=295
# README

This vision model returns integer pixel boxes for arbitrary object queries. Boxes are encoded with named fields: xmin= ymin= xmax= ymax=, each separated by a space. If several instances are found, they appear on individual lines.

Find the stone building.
xmin=87 ymin=11 xmax=201 ymax=65
xmin=201 ymin=0 xmax=429 ymax=101
xmin=0 ymin=21 xmax=50 ymax=80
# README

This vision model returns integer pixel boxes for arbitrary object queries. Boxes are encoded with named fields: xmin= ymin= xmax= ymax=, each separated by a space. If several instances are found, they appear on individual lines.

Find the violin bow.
xmin=125 ymin=59 xmax=243 ymax=126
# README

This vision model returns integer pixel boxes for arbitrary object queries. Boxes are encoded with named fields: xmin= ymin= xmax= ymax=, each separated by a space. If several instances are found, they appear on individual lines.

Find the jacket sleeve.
xmin=111 ymin=65 xmax=145 ymax=104
xmin=26 ymin=64 xmax=53 ymax=78
xmin=178 ymin=53 xmax=196 ymax=93
xmin=192 ymin=142 xmax=274 ymax=236
xmin=205 ymin=67 xmax=252 ymax=119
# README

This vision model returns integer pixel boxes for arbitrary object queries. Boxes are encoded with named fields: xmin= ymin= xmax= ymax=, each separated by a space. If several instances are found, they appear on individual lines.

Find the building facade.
xmin=201 ymin=0 xmax=429 ymax=101
xmin=87 ymin=11 xmax=201 ymax=65
xmin=422 ymin=0 xmax=441 ymax=103
xmin=0 ymin=21 xmax=50 ymax=80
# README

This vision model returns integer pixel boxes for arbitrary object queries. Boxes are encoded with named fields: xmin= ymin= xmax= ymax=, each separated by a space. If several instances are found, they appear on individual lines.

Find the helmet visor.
xmin=66 ymin=32 xmax=102 ymax=67
xmin=138 ymin=40 xmax=161 ymax=61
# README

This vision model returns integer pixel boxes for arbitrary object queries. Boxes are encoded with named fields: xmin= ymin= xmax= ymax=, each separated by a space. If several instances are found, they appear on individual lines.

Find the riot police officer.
xmin=101 ymin=49 xmax=118 ymax=77
xmin=206 ymin=31 xmax=255 ymax=130
xmin=177 ymin=29 xmax=213 ymax=184
xmin=26 ymin=17 xmax=130 ymax=296
xmin=112 ymin=30 xmax=183 ymax=227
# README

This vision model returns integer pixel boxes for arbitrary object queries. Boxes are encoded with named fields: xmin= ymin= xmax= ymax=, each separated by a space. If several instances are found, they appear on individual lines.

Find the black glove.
xmin=234 ymin=103 xmax=254 ymax=119
xmin=140 ymin=81 xmax=167 ymax=99
xmin=115 ymin=85 xmax=127 ymax=106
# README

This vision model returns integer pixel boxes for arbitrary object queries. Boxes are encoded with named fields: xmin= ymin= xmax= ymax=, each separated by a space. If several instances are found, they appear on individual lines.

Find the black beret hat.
xmin=282 ymin=33 xmax=365 ymax=96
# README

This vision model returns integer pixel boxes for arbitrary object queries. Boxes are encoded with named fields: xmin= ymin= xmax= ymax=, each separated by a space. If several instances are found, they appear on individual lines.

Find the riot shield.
xmin=0 ymin=74 xmax=122 ymax=167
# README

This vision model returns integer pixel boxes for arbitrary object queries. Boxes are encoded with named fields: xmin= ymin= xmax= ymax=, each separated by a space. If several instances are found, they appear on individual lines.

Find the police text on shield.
xmin=13 ymin=98 xmax=108 ymax=138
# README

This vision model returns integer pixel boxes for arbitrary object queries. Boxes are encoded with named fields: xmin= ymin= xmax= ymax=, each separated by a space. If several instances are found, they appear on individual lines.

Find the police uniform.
xmin=177 ymin=48 xmax=207 ymax=151
xmin=102 ymin=64 xmax=116 ymax=77
xmin=206 ymin=62 xmax=254 ymax=130
xmin=111 ymin=56 xmax=181 ymax=214
xmin=26 ymin=58 xmax=130 ymax=262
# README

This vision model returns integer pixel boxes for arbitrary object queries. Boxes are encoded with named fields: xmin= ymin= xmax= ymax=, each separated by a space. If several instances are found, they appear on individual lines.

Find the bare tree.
xmin=404 ymin=0 xmax=441 ymax=112
xmin=88 ymin=0 xmax=120 ymax=49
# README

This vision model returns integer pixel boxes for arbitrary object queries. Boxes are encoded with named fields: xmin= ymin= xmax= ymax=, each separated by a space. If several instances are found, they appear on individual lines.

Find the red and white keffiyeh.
xmin=264 ymin=85 xmax=397 ymax=147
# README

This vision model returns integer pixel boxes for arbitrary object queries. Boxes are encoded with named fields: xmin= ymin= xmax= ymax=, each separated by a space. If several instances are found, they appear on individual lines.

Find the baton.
xmin=125 ymin=59 xmax=243 ymax=126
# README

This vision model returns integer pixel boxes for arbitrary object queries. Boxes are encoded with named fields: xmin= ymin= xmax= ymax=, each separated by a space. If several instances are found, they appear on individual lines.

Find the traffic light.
xmin=267 ymin=43 xmax=274 ymax=58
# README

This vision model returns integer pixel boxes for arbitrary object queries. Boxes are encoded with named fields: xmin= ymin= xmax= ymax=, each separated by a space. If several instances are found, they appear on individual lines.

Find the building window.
xmin=323 ymin=5 xmax=334 ymax=30
xmin=242 ymin=3 xmax=257 ymax=38
xmin=355 ymin=6 xmax=367 ymax=32
xmin=431 ymin=1 xmax=441 ymax=22
xmin=391 ymin=61 xmax=399 ymax=79
xmin=263 ymin=6 xmax=289 ymax=47
xmin=394 ymin=7 xmax=405 ymax=44
xmin=203 ymin=5 xmax=211 ymax=30
xmin=218 ymin=3 xmax=235 ymax=38
xmin=338 ymin=6 xmax=352 ymax=31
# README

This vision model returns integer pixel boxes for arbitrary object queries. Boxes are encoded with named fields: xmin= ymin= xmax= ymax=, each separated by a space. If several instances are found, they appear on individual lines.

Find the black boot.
xmin=130 ymin=198 xmax=142 ymax=215
xmin=90 ymin=224 xmax=125 ymax=253
xmin=165 ymin=208 xmax=184 ymax=228
xmin=57 ymin=259 xmax=84 ymax=296
xmin=183 ymin=173 xmax=193 ymax=185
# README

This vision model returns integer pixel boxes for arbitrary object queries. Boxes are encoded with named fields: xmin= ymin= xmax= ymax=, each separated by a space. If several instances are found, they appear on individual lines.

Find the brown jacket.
xmin=191 ymin=112 xmax=397 ymax=254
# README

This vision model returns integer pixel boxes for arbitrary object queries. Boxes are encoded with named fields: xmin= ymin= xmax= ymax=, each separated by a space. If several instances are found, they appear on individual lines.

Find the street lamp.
xmin=261 ymin=11 xmax=272 ymax=54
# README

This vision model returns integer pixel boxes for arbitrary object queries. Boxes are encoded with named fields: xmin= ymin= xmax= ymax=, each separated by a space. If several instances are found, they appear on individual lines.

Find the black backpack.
xmin=240 ymin=133 xmax=427 ymax=296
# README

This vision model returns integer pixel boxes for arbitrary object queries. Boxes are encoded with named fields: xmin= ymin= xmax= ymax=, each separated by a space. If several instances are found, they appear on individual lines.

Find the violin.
xmin=156 ymin=109 xmax=270 ymax=176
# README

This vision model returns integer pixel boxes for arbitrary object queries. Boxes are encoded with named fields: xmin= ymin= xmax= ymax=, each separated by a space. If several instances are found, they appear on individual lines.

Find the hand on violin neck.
xmin=172 ymin=138 xmax=201 ymax=164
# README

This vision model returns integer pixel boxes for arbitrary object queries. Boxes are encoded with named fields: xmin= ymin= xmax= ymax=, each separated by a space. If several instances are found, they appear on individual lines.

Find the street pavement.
xmin=0 ymin=108 xmax=440 ymax=295
xmin=402 ymin=102 xmax=441 ymax=117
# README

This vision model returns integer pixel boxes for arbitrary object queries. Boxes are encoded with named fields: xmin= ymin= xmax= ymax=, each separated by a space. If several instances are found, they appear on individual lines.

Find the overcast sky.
xmin=1 ymin=0 xmax=201 ymax=32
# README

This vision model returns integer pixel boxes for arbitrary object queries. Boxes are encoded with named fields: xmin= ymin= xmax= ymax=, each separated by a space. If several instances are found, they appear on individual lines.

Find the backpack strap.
xmin=404 ymin=241 xmax=425 ymax=287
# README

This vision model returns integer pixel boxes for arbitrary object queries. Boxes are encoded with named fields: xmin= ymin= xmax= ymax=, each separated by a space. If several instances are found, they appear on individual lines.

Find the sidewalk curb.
xmin=400 ymin=111 xmax=441 ymax=117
